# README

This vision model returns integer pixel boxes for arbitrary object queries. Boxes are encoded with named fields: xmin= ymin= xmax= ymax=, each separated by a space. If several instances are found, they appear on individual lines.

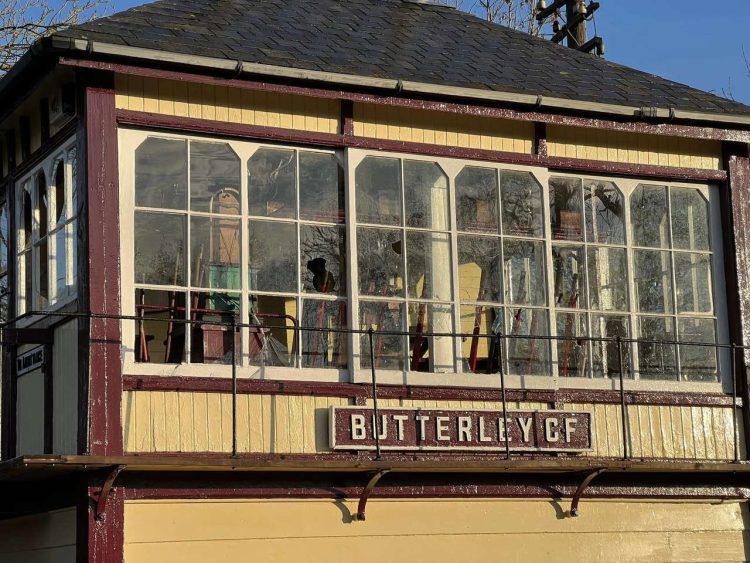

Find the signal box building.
xmin=1 ymin=0 xmax=750 ymax=561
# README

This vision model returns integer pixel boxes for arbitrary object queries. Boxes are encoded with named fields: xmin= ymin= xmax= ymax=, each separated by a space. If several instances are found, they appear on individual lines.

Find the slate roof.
xmin=50 ymin=0 xmax=750 ymax=117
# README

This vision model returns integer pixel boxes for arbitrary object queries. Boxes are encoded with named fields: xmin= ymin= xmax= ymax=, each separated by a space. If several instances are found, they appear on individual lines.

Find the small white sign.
xmin=17 ymin=346 xmax=45 ymax=376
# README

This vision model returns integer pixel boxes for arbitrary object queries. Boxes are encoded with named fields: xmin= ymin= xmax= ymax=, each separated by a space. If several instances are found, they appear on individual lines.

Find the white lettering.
xmin=436 ymin=417 xmax=450 ymax=441
xmin=457 ymin=416 xmax=472 ymax=442
xmin=371 ymin=415 xmax=388 ymax=440
xmin=416 ymin=415 xmax=430 ymax=440
xmin=351 ymin=415 xmax=366 ymax=440
xmin=518 ymin=417 xmax=533 ymax=443
xmin=545 ymin=418 xmax=560 ymax=443
xmin=393 ymin=415 xmax=409 ymax=441
xmin=564 ymin=418 xmax=577 ymax=443
xmin=497 ymin=418 xmax=511 ymax=442
xmin=478 ymin=416 xmax=492 ymax=442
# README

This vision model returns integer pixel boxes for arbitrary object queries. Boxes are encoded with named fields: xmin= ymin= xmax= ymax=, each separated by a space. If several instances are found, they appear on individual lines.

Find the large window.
xmin=124 ymin=133 xmax=727 ymax=389
xmin=16 ymin=142 xmax=78 ymax=315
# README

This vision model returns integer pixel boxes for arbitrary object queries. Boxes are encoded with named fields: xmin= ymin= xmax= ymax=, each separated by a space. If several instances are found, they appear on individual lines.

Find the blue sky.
xmin=111 ymin=0 xmax=750 ymax=105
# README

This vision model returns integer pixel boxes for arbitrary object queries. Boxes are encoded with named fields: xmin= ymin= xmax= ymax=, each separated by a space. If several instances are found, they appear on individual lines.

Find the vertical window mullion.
xmin=448 ymin=171 xmax=463 ymax=373
xmin=666 ymin=187 xmax=682 ymax=381
xmin=541 ymin=172 xmax=558 ymax=380
xmin=344 ymin=149 xmax=359 ymax=378
xmin=295 ymin=150 xmax=301 ymax=369
xmin=184 ymin=140 xmax=192 ymax=364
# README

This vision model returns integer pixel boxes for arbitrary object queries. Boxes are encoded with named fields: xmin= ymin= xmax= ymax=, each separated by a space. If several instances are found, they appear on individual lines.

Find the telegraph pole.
xmin=565 ymin=1 xmax=587 ymax=49
xmin=536 ymin=0 xmax=604 ymax=56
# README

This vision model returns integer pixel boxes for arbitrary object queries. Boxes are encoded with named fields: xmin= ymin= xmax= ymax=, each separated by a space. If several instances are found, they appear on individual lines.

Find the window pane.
xmin=406 ymin=231 xmax=452 ymax=300
xmin=584 ymin=180 xmax=624 ymax=244
xmin=37 ymin=173 xmax=47 ymax=238
xmin=191 ymin=216 xmax=241 ymax=290
xmin=190 ymin=142 xmax=240 ymax=213
xmin=504 ymin=239 xmax=546 ymax=306
xmin=556 ymin=312 xmax=589 ymax=378
xmin=357 ymin=227 xmax=404 ymax=297
xmin=637 ymin=316 xmax=677 ymax=380
xmin=674 ymin=252 xmax=713 ymax=314
xmin=54 ymin=161 xmax=66 ymax=224
xmin=135 ymin=289 xmax=186 ymax=364
xmin=634 ymin=250 xmax=673 ymax=314
xmin=0 ymin=204 xmax=8 ymax=275
xmin=0 ymin=276 xmax=8 ymax=322
xmin=501 ymin=171 xmax=543 ymax=238
xmin=249 ymin=295 xmax=297 ymax=367
xmin=553 ymin=245 xmax=586 ymax=309
xmin=248 ymin=220 xmax=297 ymax=293
xmin=505 ymin=308 xmax=550 ymax=376
xmin=632 ymin=185 xmax=669 ymax=248
xmin=135 ymin=138 xmax=187 ymax=210
xmin=360 ymin=301 xmax=405 ymax=369
xmin=299 ymin=152 xmax=344 ymax=222
xmin=407 ymin=302 xmax=455 ymax=372
xmin=591 ymin=315 xmax=631 ymax=379
xmin=23 ymin=251 xmax=32 ymax=313
xmin=301 ymin=299 xmax=348 ymax=368
xmin=248 ymin=148 xmax=296 ymax=218
xmin=70 ymin=220 xmax=77 ymax=289
xmin=134 ymin=212 xmax=186 ymax=286
xmin=549 ymin=177 xmax=583 ymax=241
xmin=460 ymin=304 xmax=502 ymax=373
xmin=38 ymin=238 xmax=48 ymax=307
xmin=355 ymin=157 xmax=401 ymax=225
xmin=671 ymin=188 xmax=710 ymax=251
xmin=22 ymin=185 xmax=32 ymax=250
xmin=678 ymin=318 xmax=718 ymax=382
xmin=190 ymin=291 xmax=240 ymax=364
xmin=587 ymin=246 xmax=628 ymax=311
xmin=301 ymin=225 xmax=346 ymax=296
xmin=55 ymin=228 xmax=66 ymax=295
xmin=457 ymin=235 xmax=502 ymax=303
xmin=456 ymin=166 xmax=498 ymax=233
xmin=403 ymin=161 xmax=449 ymax=229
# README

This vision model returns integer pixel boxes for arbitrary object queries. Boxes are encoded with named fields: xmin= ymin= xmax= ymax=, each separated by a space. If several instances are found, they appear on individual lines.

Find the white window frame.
xmin=119 ymin=129 xmax=729 ymax=394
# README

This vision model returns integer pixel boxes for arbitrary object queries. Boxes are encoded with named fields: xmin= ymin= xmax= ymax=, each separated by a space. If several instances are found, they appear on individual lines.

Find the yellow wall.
xmin=547 ymin=124 xmax=722 ymax=170
xmin=114 ymin=75 xmax=340 ymax=134
xmin=124 ymin=498 xmax=750 ymax=563
xmin=0 ymin=507 xmax=76 ymax=563
xmin=122 ymin=390 xmax=741 ymax=460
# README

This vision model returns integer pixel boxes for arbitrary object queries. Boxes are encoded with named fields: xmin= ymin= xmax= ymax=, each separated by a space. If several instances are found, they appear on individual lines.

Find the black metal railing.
xmin=1 ymin=309 xmax=745 ymax=463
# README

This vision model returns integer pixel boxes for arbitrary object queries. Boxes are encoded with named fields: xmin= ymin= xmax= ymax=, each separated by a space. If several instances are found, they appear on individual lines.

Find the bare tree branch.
xmin=0 ymin=0 xmax=111 ymax=75
xmin=432 ymin=0 xmax=557 ymax=36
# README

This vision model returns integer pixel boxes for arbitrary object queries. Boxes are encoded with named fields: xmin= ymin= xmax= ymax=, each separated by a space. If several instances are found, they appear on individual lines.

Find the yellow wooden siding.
xmin=123 ymin=390 xmax=741 ymax=460
xmin=53 ymin=321 xmax=78 ymax=454
xmin=353 ymin=102 xmax=534 ymax=153
xmin=547 ymin=125 xmax=722 ymax=170
xmin=0 ymin=507 xmax=76 ymax=563
xmin=114 ymin=75 xmax=340 ymax=134
xmin=124 ymin=498 xmax=750 ymax=563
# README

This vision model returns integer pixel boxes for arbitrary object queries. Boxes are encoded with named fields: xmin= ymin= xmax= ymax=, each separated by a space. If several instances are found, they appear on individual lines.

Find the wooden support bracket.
xmin=570 ymin=468 xmax=608 ymax=517
xmin=94 ymin=465 xmax=126 ymax=520
xmin=356 ymin=469 xmax=390 ymax=522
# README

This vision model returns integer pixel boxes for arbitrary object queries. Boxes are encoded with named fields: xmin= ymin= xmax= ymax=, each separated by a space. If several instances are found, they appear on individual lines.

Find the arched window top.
xmin=36 ymin=171 xmax=48 ymax=239
xmin=53 ymin=159 xmax=66 ymax=224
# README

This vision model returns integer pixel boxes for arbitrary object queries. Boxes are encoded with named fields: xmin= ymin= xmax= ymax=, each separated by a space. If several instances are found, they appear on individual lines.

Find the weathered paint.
xmin=121 ymin=390 xmax=742 ymax=460
xmin=53 ymin=320 xmax=78 ymax=453
xmin=123 ymin=498 xmax=750 ymax=562
xmin=0 ymin=507 xmax=76 ymax=563
xmin=547 ymin=125 xmax=722 ymax=170
xmin=113 ymin=74 xmax=340 ymax=135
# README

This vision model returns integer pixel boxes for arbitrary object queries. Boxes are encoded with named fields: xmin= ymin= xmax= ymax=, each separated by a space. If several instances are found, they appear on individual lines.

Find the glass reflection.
xmin=556 ymin=312 xmax=589 ymax=378
xmin=357 ymin=227 xmax=404 ymax=297
xmin=135 ymin=138 xmax=187 ymax=209
xmin=501 ymin=171 xmax=543 ymax=237
xmin=591 ymin=315 xmax=630 ymax=379
xmin=249 ymin=295 xmax=297 ymax=367
xmin=504 ymin=239 xmax=546 ymax=306
xmin=248 ymin=220 xmax=296 ymax=293
xmin=134 ymin=211 xmax=185 ymax=286
xmin=634 ymin=250 xmax=673 ymax=314
xmin=248 ymin=148 xmax=296 ymax=218
xmin=674 ymin=252 xmax=713 ymax=314
xmin=403 ymin=160 xmax=449 ymax=230
xmin=190 ymin=291 xmax=240 ymax=365
xmin=299 ymin=152 xmax=344 ymax=223
xmin=406 ymin=231 xmax=452 ymax=300
xmin=456 ymin=166 xmax=498 ymax=233
xmin=671 ymin=188 xmax=710 ymax=251
xmin=356 ymin=157 xmax=402 ymax=226
xmin=301 ymin=299 xmax=347 ymax=369
xmin=457 ymin=235 xmax=502 ymax=303
xmin=135 ymin=289 xmax=186 ymax=364
xmin=637 ymin=316 xmax=677 ymax=380
xmin=678 ymin=317 xmax=718 ymax=382
xmin=549 ymin=177 xmax=583 ymax=241
xmin=360 ymin=301 xmax=405 ymax=369
xmin=505 ymin=307 xmax=550 ymax=376
xmin=191 ymin=215 xmax=241 ymax=290
xmin=587 ymin=246 xmax=628 ymax=311
xmin=301 ymin=225 xmax=346 ymax=296
xmin=407 ymin=302 xmax=454 ymax=372
xmin=190 ymin=142 xmax=240 ymax=213
xmin=632 ymin=185 xmax=669 ymax=248
xmin=553 ymin=245 xmax=586 ymax=309
xmin=584 ymin=180 xmax=624 ymax=244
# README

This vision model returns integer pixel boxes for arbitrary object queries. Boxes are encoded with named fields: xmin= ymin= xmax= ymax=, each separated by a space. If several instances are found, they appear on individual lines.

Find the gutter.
xmin=5 ymin=36 xmax=750 ymax=129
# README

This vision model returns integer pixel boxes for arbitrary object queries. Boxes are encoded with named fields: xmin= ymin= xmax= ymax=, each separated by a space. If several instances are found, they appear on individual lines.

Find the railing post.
xmin=732 ymin=343 xmax=740 ymax=463
xmin=368 ymin=328 xmax=382 ymax=460
xmin=496 ymin=332 xmax=510 ymax=460
xmin=231 ymin=315 xmax=238 ymax=458
xmin=617 ymin=336 xmax=629 ymax=460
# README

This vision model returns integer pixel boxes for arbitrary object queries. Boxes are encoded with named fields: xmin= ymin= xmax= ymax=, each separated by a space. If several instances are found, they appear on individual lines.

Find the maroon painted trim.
xmin=534 ymin=122 xmax=547 ymax=157
xmin=341 ymin=99 xmax=354 ymax=137
xmin=82 ymin=484 xmax=124 ymax=563
xmin=61 ymin=57 xmax=750 ymax=143
xmin=117 ymin=110 xmax=726 ymax=184
xmin=123 ymin=375 xmax=738 ymax=407
xmin=85 ymin=80 xmax=123 ymax=456
xmin=9 ymin=119 xmax=77 ymax=181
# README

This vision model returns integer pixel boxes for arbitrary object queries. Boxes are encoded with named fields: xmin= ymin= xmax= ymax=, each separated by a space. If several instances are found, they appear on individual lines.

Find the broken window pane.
xmin=587 ymin=246 xmax=628 ymax=311
xmin=504 ymin=239 xmax=546 ymax=306
xmin=301 ymin=299 xmax=348 ymax=369
xmin=190 ymin=291 xmax=240 ymax=364
xmin=678 ymin=317 xmax=718 ymax=382
xmin=403 ymin=160 xmax=449 ymax=230
xmin=549 ymin=177 xmax=583 ymax=241
xmin=301 ymin=225 xmax=346 ymax=296
xmin=191 ymin=215 xmax=241 ymax=290
xmin=556 ymin=312 xmax=589 ymax=378
xmin=505 ymin=307 xmax=550 ymax=376
xmin=135 ymin=289 xmax=186 ymax=364
xmin=299 ymin=152 xmax=344 ymax=223
xmin=249 ymin=295 xmax=297 ymax=367
xmin=552 ymin=245 xmax=586 ymax=309
xmin=637 ymin=316 xmax=677 ymax=380
xmin=135 ymin=137 xmax=187 ymax=210
xmin=355 ymin=157 xmax=401 ymax=226
xmin=501 ymin=171 xmax=543 ymax=238
xmin=248 ymin=220 xmax=297 ymax=293
xmin=406 ymin=231 xmax=452 ymax=300
xmin=584 ymin=180 xmax=624 ymax=244
xmin=190 ymin=142 xmax=240 ymax=213
xmin=457 ymin=235 xmax=502 ymax=303
xmin=590 ymin=314 xmax=631 ymax=379
xmin=632 ymin=185 xmax=669 ymax=248
xmin=456 ymin=166 xmax=498 ymax=233
xmin=134 ymin=211 xmax=185 ymax=286
xmin=360 ymin=301 xmax=405 ymax=369
xmin=407 ymin=302 xmax=455 ymax=372
xmin=248 ymin=148 xmax=296 ymax=219
xmin=357 ymin=227 xmax=404 ymax=297
xmin=674 ymin=252 xmax=713 ymax=314
xmin=634 ymin=250 xmax=673 ymax=314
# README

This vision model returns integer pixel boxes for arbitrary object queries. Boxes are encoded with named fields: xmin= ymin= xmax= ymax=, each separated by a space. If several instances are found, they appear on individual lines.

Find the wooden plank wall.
xmin=121 ymin=390 xmax=742 ymax=460
xmin=114 ymin=75 xmax=340 ymax=134
xmin=0 ymin=507 xmax=76 ymax=563
xmin=124 ymin=499 xmax=750 ymax=563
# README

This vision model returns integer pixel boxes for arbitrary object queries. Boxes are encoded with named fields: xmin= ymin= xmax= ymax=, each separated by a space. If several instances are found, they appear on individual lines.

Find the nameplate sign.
xmin=17 ymin=346 xmax=45 ymax=377
xmin=330 ymin=406 xmax=592 ymax=453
